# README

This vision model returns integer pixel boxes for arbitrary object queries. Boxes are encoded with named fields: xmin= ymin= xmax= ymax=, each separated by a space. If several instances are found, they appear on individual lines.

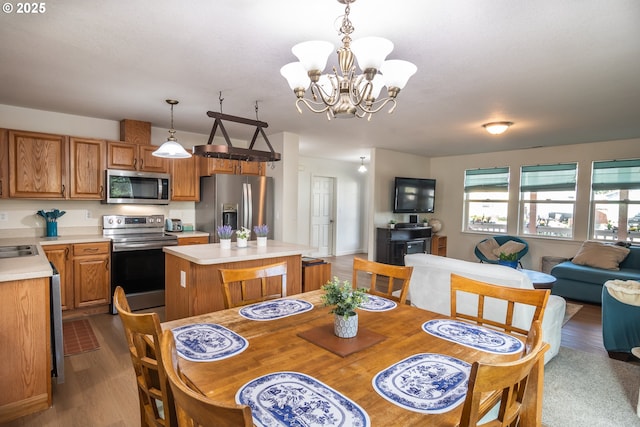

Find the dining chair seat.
xmin=352 ymin=257 xmax=414 ymax=304
xmin=218 ymin=261 xmax=288 ymax=309
xmin=160 ymin=330 xmax=253 ymax=427
xmin=114 ymin=286 xmax=177 ymax=427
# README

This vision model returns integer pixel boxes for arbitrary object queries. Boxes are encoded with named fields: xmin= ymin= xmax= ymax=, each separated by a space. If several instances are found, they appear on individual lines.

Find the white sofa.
xmin=404 ymin=254 xmax=566 ymax=364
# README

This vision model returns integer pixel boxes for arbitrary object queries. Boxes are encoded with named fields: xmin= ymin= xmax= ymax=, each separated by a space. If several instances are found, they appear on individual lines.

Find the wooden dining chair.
xmin=458 ymin=321 xmax=545 ymax=427
xmin=113 ymin=286 xmax=177 ymax=427
xmin=450 ymin=273 xmax=550 ymax=336
xmin=159 ymin=330 xmax=253 ymax=427
xmin=218 ymin=261 xmax=288 ymax=308
xmin=352 ymin=257 xmax=414 ymax=304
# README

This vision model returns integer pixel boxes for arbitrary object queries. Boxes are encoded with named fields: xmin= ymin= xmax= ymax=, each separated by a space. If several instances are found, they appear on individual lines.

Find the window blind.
xmin=592 ymin=159 xmax=640 ymax=191
xmin=520 ymin=163 xmax=577 ymax=192
xmin=464 ymin=167 xmax=509 ymax=192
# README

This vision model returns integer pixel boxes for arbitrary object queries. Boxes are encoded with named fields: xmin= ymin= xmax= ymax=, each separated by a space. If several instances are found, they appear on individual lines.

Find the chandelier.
xmin=280 ymin=0 xmax=417 ymax=120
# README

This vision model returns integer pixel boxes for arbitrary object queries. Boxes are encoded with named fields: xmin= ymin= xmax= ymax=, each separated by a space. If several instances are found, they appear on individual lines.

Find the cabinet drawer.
xmin=73 ymin=242 xmax=110 ymax=256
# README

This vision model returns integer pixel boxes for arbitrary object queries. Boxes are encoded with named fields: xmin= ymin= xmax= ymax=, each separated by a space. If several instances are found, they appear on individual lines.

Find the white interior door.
xmin=310 ymin=176 xmax=334 ymax=257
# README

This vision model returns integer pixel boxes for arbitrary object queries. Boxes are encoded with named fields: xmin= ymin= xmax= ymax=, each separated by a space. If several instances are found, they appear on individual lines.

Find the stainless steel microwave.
xmin=105 ymin=169 xmax=170 ymax=205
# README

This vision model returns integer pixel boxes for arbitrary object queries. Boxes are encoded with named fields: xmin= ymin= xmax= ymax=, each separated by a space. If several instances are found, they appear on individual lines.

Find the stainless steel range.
xmin=103 ymin=214 xmax=178 ymax=313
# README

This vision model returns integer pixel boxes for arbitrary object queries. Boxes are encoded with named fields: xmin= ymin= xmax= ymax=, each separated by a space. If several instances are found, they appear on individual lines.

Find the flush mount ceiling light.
xmin=152 ymin=99 xmax=192 ymax=159
xmin=482 ymin=121 xmax=514 ymax=135
xmin=192 ymin=96 xmax=281 ymax=163
xmin=280 ymin=0 xmax=417 ymax=121
xmin=358 ymin=156 xmax=367 ymax=173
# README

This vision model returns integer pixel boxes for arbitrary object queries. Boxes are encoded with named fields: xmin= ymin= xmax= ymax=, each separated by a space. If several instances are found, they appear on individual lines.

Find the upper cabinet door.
xmin=9 ymin=130 xmax=68 ymax=199
xmin=138 ymin=145 xmax=168 ymax=173
xmin=171 ymin=155 xmax=199 ymax=201
xmin=69 ymin=137 xmax=106 ymax=199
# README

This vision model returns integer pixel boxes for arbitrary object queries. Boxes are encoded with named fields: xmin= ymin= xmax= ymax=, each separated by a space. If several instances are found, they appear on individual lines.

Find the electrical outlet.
xmin=180 ymin=271 xmax=186 ymax=288
xmin=0 ymin=212 xmax=7 ymax=221
xmin=85 ymin=210 xmax=91 ymax=219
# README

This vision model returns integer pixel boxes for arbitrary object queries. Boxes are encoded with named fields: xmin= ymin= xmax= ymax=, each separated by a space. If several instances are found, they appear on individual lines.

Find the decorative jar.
xmin=237 ymin=238 xmax=248 ymax=248
xmin=257 ymin=236 xmax=267 ymax=247
xmin=220 ymin=239 xmax=231 ymax=249
xmin=334 ymin=313 xmax=358 ymax=338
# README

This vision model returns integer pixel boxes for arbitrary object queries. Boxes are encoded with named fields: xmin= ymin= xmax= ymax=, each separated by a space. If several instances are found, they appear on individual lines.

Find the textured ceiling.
xmin=1 ymin=0 xmax=639 ymax=164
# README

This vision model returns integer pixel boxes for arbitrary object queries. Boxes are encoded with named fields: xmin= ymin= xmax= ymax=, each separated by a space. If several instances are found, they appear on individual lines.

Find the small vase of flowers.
xmin=217 ymin=225 xmax=233 ymax=249
xmin=236 ymin=226 xmax=250 ymax=248
xmin=254 ymin=224 xmax=269 ymax=247
xmin=321 ymin=277 xmax=368 ymax=338
xmin=498 ymin=252 xmax=519 ymax=269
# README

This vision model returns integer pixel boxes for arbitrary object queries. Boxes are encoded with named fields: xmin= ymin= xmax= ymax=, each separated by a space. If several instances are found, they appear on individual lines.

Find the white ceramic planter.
xmin=334 ymin=313 xmax=358 ymax=338
xmin=237 ymin=238 xmax=248 ymax=248
xmin=220 ymin=239 xmax=231 ymax=249
xmin=257 ymin=236 xmax=267 ymax=247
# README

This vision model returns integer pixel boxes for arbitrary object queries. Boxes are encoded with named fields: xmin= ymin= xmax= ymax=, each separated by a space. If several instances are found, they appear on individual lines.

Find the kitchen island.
xmin=163 ymin=240 xmax=313 ymax=320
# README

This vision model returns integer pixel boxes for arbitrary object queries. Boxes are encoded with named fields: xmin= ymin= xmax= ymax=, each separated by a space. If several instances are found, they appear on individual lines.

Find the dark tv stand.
xmin=376 ymin=225 xmax=432 ymax=266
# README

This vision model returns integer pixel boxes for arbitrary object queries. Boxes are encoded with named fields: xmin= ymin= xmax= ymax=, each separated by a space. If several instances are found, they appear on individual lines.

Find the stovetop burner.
xmin=103 ymin=214 xmax=178 ymax=250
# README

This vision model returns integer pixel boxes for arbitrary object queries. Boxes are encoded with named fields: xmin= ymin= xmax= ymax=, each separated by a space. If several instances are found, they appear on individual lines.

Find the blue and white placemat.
xmin=239 ymin=299 xmax=313 ymax=321
xmin=422 ymin=319 xmax=524 ymax=354
xmin=237 ymin=371 xmax=370 ymax=427
xmin=171 ymin=323 xmax=248 ymax=362
xmin=358 ymin=295 xmax=397 ymax=312
xmin=372 ymin=353 xmax=470 ymax=414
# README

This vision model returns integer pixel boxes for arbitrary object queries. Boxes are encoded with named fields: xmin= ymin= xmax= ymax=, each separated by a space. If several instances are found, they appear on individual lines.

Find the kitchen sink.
xmin=0 ymin=245 xmax=38 ymax=259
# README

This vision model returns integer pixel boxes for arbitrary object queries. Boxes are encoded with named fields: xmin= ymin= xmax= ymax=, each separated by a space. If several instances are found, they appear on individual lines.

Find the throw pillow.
xmin=571 ymin=240 xmax=630 ymax=270
xmin=492 ymin=240 xmax=526 ymax=258
xmin=477 ymin=238 xmax=499 ymax=261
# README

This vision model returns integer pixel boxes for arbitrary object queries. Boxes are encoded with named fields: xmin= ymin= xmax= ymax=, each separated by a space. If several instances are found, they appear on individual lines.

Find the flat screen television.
xmin=393 ymin=177 xmax=436 ymax=213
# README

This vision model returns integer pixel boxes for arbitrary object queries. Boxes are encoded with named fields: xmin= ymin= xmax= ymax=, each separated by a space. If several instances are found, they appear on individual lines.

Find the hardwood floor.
xmin=4 ymin=253 xmax=608 ymax=426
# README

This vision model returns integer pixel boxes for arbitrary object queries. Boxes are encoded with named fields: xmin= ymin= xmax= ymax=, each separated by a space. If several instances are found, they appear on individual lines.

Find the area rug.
xmin=63 ymin=318 xmax=100 ymax=356
xmin=543 ymin=347 xmax=640 ymax=426
xmin=562 ymin=302 xmax=583 ymax=326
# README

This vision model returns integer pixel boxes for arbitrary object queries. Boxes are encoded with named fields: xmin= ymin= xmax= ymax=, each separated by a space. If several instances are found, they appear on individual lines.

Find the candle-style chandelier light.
xmin=280 ymin=0 xmax=417 ymax=121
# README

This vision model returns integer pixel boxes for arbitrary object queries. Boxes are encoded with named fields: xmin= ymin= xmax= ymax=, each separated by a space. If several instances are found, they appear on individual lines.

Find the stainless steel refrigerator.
xmin=196 ymin=175 xmax=274 ymax=242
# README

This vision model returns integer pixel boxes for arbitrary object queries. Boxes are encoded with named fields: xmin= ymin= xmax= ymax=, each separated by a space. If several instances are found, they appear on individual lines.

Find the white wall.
xmin=429 ymin=138 xmax=640 ymax=269
xmin=297 ymin=156 xmax=369 ymax=256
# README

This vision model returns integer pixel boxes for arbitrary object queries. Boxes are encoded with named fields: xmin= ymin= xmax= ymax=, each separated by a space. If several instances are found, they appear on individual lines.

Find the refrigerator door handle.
xmin=247 ymin=183 xmax=253 ymax=228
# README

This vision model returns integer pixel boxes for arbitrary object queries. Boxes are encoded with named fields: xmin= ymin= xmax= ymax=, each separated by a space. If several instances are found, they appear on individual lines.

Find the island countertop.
xmin=163 ymin=240 xmax=313 ymax=265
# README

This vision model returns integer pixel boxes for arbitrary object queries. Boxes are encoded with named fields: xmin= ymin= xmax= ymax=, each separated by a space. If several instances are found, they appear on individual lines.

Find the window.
xmin=520 ymin=163 xmax=577 ymax=239
xmin=591 ymin=159 xmax=640 ymax=243
xmin=464 ymin=167 xmax=509 ymax=233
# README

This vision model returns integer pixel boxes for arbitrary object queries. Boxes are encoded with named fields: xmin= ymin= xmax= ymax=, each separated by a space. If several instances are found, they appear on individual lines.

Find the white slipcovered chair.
xmin=405 ymin=254 xmax=566 ymax=364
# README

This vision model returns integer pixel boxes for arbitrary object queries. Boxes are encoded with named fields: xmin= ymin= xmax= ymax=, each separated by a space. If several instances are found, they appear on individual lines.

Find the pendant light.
xmin=152 ymin=99 xmax=192 ymax=158
xmin=358 ymin=156 xmax=367 ymax=173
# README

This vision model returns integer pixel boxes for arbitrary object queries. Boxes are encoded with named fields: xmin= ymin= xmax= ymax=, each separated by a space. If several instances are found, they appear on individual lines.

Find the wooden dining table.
xmin=161 ymin=290 xmax=546 ymax=426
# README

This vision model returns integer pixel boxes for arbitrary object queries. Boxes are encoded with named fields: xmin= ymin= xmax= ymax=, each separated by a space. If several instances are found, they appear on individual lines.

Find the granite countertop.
xmin=163 ymin=240 xmax=313 ymax=265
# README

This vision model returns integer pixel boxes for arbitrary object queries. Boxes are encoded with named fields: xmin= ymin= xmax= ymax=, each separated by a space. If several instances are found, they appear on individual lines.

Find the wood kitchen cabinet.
xmin=0 ymin=129 xmax=7 ymax=198
xmin=73 ymin=242 xmax=111 ymax=308
xmin=8 ymin=130 xmax=68 ymax=199
xmin=42 ymin=244 xmax=73 ymax=311
xmin=431 ymin=234 xmax=447 ymax=257
xmin=107 ymin=141 xmax=168 ymax=173
xmin=171 ymin=155 xmax=200 ymax=201
xmin=177 ymin=235 xmax=209 ymax=245
xmin=199 ymin=157 xmax=266 ymax=176
xmin=69 ymin=137 xmax=106 ymax=199
xmin=43 ymin=241 xmax=110 ymax=317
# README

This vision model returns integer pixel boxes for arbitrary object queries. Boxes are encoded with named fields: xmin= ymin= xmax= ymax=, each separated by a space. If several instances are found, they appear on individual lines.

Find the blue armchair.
xmin=602 ymin=281 xmax=640 ymax=360
xmin=474 ymin=235 xmax=529 ymax=268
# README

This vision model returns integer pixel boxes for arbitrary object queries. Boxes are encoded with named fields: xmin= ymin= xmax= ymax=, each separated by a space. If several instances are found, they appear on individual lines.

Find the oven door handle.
xmin=112 ymin=241 xmax=178 ymax=252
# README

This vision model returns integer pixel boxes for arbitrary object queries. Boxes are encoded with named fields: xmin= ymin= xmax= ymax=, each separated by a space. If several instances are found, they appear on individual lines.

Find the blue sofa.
xmin=550 ymin=244 xmax=640 ymax=303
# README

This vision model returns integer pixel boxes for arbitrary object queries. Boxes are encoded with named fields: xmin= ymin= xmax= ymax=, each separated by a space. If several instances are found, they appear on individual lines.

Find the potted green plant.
xmin=388 ymin=219 xmax=397 ymax=229
xmin=498 ymin=251 xmax=519 ymax=268
xmin=321 ymin=277 xmax=368 ymax=338
xmin=236 ymin=227 xmax=250 ymax=248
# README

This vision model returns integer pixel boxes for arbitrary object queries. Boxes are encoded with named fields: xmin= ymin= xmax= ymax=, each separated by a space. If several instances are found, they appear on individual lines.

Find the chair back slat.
xmin=219 ymin=261 xmax=288 ymax=308
xmin=450 ymin=273 xmax=549 ymax=336
xmin=352 ymin=257 xmax=414 ymax=304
